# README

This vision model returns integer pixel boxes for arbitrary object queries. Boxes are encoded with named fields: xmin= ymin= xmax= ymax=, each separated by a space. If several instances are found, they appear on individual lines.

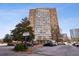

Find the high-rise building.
xmin=70 ymin=29 xmax=79 ymax=41
xmin=29 ymin=8 xmax=60 ymax=42
xmin=61 ymin=33 xmax=69 ymax=42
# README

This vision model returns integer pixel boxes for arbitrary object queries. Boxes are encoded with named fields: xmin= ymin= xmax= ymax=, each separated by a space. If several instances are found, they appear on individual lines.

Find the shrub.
xmin=14 ymin=43 xmax=27 ymax=51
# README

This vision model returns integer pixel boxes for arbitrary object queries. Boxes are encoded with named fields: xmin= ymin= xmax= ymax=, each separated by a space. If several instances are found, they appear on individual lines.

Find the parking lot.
xmin=0 ymin=45 xmax=79 ymax=56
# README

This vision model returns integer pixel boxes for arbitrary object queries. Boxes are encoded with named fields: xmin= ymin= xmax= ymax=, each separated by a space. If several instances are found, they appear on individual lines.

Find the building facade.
xmin=29 ymin=8 xmax=60 ymax=42
xmin=70 ymin=29 xmax=79 ymax=42
xmin=61 ymin=33 xmax=69 ymax=42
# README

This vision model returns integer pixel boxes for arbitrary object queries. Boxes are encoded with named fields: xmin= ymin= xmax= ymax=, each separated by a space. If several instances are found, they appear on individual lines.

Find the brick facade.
xmin=29 ymin=8 xmax=60 ymax=42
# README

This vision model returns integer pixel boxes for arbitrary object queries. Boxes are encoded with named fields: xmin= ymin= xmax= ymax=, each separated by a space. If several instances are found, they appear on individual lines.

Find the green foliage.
xmin=11 ymin=17 xmax=34 ymax=42
xmin=14 ymin=43 xmax=27 ymax=51
xmin=3 ymin=34 xmax=12 ymax=43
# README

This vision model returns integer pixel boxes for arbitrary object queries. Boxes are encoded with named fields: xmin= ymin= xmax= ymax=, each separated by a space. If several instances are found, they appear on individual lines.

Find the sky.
xmin=0 ymin=3 xmax=79 ymax=39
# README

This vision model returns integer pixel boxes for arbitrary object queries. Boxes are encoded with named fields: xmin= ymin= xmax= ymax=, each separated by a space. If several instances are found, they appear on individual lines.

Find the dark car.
xmin=72 ymin=43 xmax=79 ymax=47
xmin=43 ymin=42 xmax=57 ymax=47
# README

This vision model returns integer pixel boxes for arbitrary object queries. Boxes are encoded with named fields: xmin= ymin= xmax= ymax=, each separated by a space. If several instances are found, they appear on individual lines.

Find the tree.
xmin=3 ymin=34 xmax=12 ymax=43
xmin=11 ymin=17 xmax=34 ymax=42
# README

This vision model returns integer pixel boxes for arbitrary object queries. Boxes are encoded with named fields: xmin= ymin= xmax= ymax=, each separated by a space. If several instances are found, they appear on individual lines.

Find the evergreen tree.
xmin=11 ymin=17 xmax=34 ymax=42
xmin=3 ymin=34 xmax=12 ymax=43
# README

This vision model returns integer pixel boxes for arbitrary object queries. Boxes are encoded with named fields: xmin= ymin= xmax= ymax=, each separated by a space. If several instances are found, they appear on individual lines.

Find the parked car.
xmin=72 ymin=43 xmax=79 ymax=47
xmin=57 ymin=42 xmax=65 ymax=45
xmin=7 ymin=43 xmax=15 ymax=46
xmin=43 ymin=42 xmax=57 ymax=47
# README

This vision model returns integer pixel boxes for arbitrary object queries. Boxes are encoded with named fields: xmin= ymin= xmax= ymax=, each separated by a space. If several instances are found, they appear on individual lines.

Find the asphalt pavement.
xmin=33 ymin=45 xmax=79 ymax=56
xmin=0 ymin=45 xmax=79 ymax=56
